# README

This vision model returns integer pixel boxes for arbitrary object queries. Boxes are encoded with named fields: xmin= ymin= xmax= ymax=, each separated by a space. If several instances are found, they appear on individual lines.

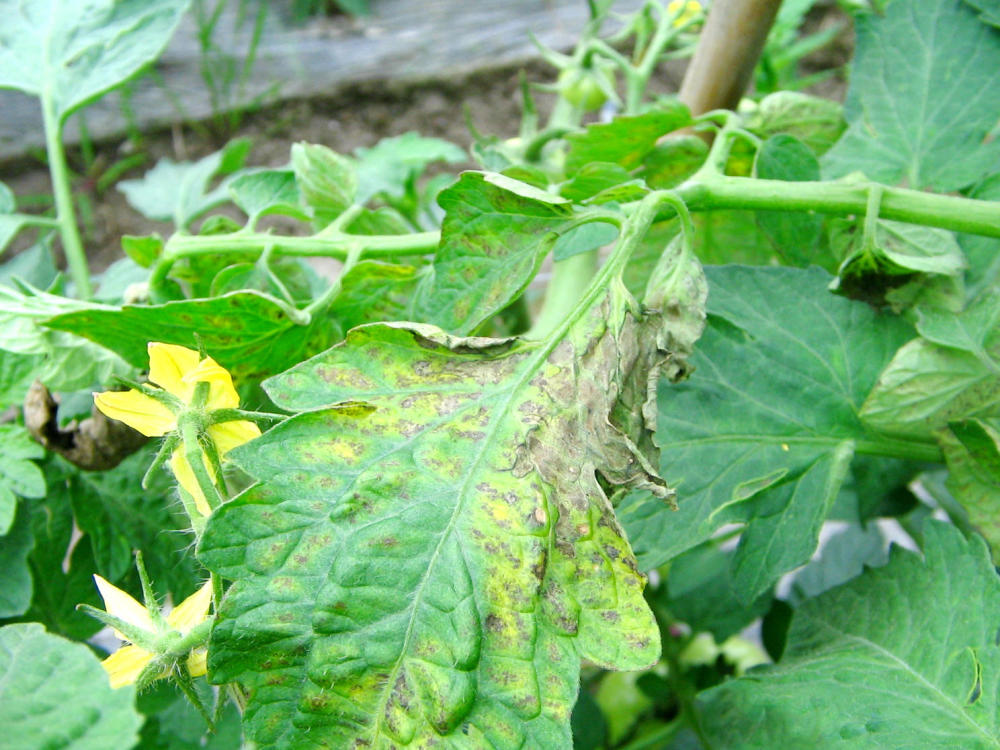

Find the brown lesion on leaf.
xmin=484 ymin=614 xmax=505 ymax=633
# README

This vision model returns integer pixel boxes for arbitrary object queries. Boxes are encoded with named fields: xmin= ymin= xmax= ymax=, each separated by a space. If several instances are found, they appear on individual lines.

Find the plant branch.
xmin=151 ymin=229 xmax=439 ymax=295
xmin=8 ymin=214 xmax=60 ymax=230
xmin=41 ymin=95 xmax=92 ymax=298
xmin=674 ymin=176 xmax=1000 ymax=239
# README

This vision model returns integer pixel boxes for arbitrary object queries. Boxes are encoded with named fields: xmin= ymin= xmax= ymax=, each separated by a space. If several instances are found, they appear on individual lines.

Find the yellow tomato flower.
xmin=668 ymin=0 xmax=702 ymax=27
xmin=94 ymin=575 xmax=213 ymax=689
xmin=94 ymin=342 xmax=260 ymax=516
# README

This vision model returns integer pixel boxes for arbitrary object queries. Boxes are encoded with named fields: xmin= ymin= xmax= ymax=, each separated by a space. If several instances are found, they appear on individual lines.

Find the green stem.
xmin=41 ymin=94 xmax=91 ymax=298
xmin=862 ymin=184 xmax=884 ymax=253
xmin=675 ymin=176 xmax=1000 ymax=239
xmin=9 ymin=214 xmax=60 ymax=230
xmin=625 ymin=2 xmax=685 ymax=112
xmin=525 ymin=249 xmax=599 ymax=339
xmin=304 ymin=243 xmax=363 ymax=317
xmin=530 ymin=191 xmax=669 ymax=346
xmin=151 ymin=229 xmax=439 ymax=294
xmin=181 ymin=420 xmax=224 ymax=517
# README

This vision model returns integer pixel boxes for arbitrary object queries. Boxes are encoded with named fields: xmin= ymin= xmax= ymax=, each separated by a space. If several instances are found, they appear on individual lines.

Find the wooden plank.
xmin=0 ymin=0 xmax=643 ymax=161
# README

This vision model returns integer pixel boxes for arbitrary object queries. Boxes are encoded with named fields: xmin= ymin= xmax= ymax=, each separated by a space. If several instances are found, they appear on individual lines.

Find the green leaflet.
xmin=117 ymin=139 xmax=251 ymax=229
xmin=0 ymin=0 xmax=188 ymax=124
xmin=327 ymin=260 xmax=424 ymax=330
xmin=412 ymin=172 xmax=593 ymax=335
xmin=941 ymin=419 xmax=1000 ymax=557
xmin=355 ymin=132 xmax=466 ymax=204
xmin=229 ymin=169 xmax=309 ymax=227
xmin=696 ymin=522 xmax=1000 ymax=748
xmin=861 ymin=288 xmax=1000 ymax=441
xmin=831 ymin=218 xmax=967 ymax=306
xmin=0 ymin=500 xmax=33 ymax=618
xmin=822 ymin=0 xmax=1000 ymax=191
xmin=0 ymin=283 xmax=127 ymax=405
xmin=655 ymin=540 xmax=773 ymax=642
xmin=198 ymin=247 xmax=705 ymax=747
xmin=55 ymin=449 xmax=200 ymax=597
xmin=291 ymin=142 xmax=358 ymax=226
xmin=0 ymin=623 xmax=143 ymax=750
xmin=0 ymin=424 xmax=44 ymax=535
xmin=753 ymin=134 xmax=824 ymax=267
xmin=745 ymin=91 xmax=846 ymax=156
xmin=0 ymin=180 xmax=29 ymax=254
xmin=23 ymin=469 xmax=105 ymax=641
xmin=45 ymin=290 xmax=334 ymax=384
xmin=620 ymin=266 xmax=915 ymax=604
xmin=784 ymin=522 xmax=888 ymax=605
xmin=564 ymin=101 xmax=691 ymax=176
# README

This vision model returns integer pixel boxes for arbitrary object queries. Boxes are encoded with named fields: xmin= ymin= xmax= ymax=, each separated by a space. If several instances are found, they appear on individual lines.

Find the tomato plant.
xmin=3 ymin=0 xmax=1000 ymax=748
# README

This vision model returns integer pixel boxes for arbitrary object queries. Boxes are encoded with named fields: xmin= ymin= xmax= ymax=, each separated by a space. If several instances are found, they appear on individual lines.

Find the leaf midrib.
xmin=368 ymin=244 xmax=628 ymax=743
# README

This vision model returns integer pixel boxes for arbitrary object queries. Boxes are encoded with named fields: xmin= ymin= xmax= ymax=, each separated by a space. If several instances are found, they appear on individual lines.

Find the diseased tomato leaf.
xmin=198 ymin=246 xmax=706 ymax=748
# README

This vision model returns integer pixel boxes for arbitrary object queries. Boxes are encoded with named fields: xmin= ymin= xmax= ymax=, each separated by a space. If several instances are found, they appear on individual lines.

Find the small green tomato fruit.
xmin=557 ymin=67 xmax=614 ymax=111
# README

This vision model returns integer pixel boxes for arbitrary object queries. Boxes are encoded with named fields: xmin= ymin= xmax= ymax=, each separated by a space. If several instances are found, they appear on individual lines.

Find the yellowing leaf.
xmin=199 ymin=251 xmax=705 ymax=747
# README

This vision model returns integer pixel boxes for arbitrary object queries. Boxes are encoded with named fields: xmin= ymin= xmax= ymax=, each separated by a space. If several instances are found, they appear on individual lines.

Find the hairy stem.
xmin=151 ymin=229 xmax=439 ymax=295
xmin=676 ymin=176 xmax=1000 ymax=239
xmin=42 ymin=96 xmax=91 ymax=298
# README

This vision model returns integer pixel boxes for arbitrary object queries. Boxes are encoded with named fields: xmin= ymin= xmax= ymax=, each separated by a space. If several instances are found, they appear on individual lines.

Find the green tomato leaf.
xmin=746 ymin=91 xmax=846 ymax=156
xmin=560 ymin=163 xmax=634 ymax=201
xmin=0 ymin=623 xmax=143 ymax=749
xmin=45 ymin=290 xmax=335 ymax=383
xmin=693 ymin=209 xmax=785 ymax=266
xmin=0 ymin=285 xmax=128 ymax=404
xmin=121 ymin=234 xmax=163 ymax=269
xmin=0 ymin=500 xmax=34 ymax=617
xmin=0 ymin=180 xmax=30 ymax=254
xmin=54 ymin=450 xmax=200 ymax=595
xmin=355 ymin=132 xmax=466 ymax=204
xmin=832 ymin=219 xmax=967 ymax=306
xmin=412 ymin=172 xmax=593 ymax=335
xmin=117 ymin=139 xmax=251 ymax=229
xmin=0 ymin=424 xmax=44 ymax=535
xmin=291 ymin=142 xmax=358 ymax=225
xmin=229 ymin=169 xmax=309 ymax=226
xmin=784 ymin=522 xmax=887 ymax=604
xmin=754 ymin=134 xmax=824 ymax=266
xmin=961 ymin=175 xmax=1000 ymax=300
xmin=637 ymin=134 xmax=708 ymax=189
xmin=198 ymin=256 xmax=706 ymax=747
xmin=327 ymin=260 xmax=424 ymax=330
xmin=965 ymin=0 xmax=1000 ymax=28
xmin=696 ymin=522 xmax=1000 ymax=749
xmin=24 ymin=471 xmax=104 ymax=640
xmin=822 ymin=0 xmax=1000 ymax=190
xmin=0 ymin=240 xmax=58 ymax=290
xmin=620 ymin=266 xmax=914 ymax=603
xmin=564 ymin=100 xmax=691 ymax=176
xmin=210 ymin=258 xmax=321 ymax=304
xmin=861 ymin=334 xmax=1000 ymax=440
xmin=658 ymin=539 xmax=773 ymax=641
xmin=941 ymin=418 xmax=1000 ymax=557
xmin=917 ymin=286 xmax=1000 ymax=357
xmin=0 ymin=0 xmax=188 ymax=124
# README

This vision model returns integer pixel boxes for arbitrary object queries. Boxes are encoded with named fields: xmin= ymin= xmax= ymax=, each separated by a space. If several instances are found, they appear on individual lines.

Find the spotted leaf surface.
xmin=198 ymin=266 xmax=700 ymax=748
